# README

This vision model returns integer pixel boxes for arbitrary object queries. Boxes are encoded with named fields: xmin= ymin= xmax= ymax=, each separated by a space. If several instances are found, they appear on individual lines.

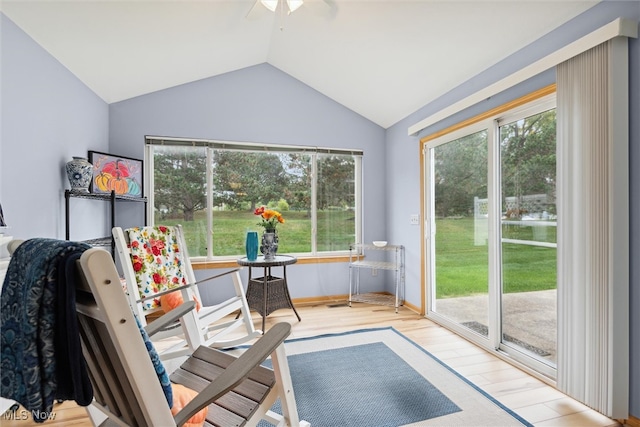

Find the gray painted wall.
xmin=385 ymin=1 xmax=640 ymax=418
xmin=1 ymin=14 xmax=109 ymax=242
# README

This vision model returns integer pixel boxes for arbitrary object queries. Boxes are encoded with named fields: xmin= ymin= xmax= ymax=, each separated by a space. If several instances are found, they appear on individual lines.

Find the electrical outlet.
xmin=372 ymin=268 xmax=378 ymax=276
xmin=410 ymin=214 xmax=420 ymax=225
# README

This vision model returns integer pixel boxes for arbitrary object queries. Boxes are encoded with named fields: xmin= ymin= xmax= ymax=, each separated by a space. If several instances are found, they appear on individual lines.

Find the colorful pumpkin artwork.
xmin=108 ymin=176 xmax=129 ymax=194
xmin=102 ymin=159 xmax=130 ymax=179
xmin=94 ymin=172 xmax=113 ymax=192
xmin=126 ymin=178 xmax=142 ymax=196
xmin=91 ymin=153 xmax=142 ymax=197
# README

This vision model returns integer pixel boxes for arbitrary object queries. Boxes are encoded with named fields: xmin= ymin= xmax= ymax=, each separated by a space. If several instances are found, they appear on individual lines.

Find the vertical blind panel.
xmin=556 ymin=40 xmax=628 ymax=418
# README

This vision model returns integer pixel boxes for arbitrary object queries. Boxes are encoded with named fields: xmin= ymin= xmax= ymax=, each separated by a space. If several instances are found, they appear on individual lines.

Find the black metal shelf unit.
xmin=64 ymin=190 xmax=147 ymax=255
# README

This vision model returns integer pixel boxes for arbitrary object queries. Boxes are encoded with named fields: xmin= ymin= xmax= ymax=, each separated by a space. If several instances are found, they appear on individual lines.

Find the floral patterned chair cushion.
xmin=126 ymin=226 xmax=188 ymax=311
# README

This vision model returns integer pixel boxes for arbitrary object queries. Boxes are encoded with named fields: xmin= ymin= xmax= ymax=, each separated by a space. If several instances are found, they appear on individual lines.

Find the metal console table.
xmin=348 ymin=243 xmax=405 ymax=313
xmin=237 ymin=255 xmax=301 ymax=333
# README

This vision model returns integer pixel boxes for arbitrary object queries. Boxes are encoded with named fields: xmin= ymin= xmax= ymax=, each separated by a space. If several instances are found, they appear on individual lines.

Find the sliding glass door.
xmin=426 ymin=95 xmax=557 ymax=375
xmin=498 ymin=107 xmax=557 ymax=367
xmin=429 ymin=128 xmax=490 ymax=339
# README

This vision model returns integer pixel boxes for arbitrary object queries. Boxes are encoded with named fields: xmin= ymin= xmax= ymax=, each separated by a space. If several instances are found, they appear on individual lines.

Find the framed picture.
xmin=88 ymin=151 xmax=143 ymax=198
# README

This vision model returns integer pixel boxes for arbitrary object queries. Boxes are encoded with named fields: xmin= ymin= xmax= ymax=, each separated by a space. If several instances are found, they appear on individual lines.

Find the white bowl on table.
xmin=372 ymin=241 xmax=387 ymax=247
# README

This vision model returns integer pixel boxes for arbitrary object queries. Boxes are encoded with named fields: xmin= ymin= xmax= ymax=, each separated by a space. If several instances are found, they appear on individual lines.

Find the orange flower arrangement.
xmin=254 ymin=206 xmax=285 ymax=231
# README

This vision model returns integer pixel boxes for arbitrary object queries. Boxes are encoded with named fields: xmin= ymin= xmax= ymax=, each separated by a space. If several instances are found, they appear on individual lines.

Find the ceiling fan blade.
xmin=245 ymin=0 xmax=268 ymax=20
xmin=304 ymin=0 xmax=337 ymax=20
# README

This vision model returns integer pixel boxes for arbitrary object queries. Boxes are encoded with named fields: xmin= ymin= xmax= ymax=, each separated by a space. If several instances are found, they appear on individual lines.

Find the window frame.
xmin=144 ymin=136 xmax=363 ymax=263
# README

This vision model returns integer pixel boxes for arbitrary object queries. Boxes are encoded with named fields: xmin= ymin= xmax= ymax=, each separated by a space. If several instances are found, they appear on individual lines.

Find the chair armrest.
xmin=144 ymin=301 xmax=196 ymax=337
xmin=173 ymin=322 xmax=291 ymax=426
xmin=7 ymin=239 xmax=25 ymax=255
xmin=194 ymin=268 xmax=242 ymax=287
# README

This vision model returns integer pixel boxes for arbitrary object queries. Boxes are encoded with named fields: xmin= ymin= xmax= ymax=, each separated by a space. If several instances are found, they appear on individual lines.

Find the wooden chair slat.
xmin=176 ymin=357 xmax=272 ymax=403
xmin=78 ymin=312 xmax=145 ymax=426
xmin=170 ymin=368 xmax=269 ymax=422
xmin=191 ymin=346 xmax=276 ymax=387
xmin=203 ymin=404 xmax=246 ymax=427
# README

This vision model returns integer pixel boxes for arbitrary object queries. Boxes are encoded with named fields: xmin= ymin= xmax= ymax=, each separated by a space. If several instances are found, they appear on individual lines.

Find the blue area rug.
xmin=262 ymin=341 xmax=460 ymax=426
xmin=246 ymin=327 xmax=532 ymax=427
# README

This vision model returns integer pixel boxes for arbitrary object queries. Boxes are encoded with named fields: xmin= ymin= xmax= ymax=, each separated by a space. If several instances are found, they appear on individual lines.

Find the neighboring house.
xmin=1 ymin=0 xmax=638 ymax=422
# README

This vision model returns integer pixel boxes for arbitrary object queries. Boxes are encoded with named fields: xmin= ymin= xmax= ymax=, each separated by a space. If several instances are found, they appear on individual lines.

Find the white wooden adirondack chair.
xmin=76 ymin=247 xmax=308 ymax=426
xmin=5 ymin=240 xmax=308 ymax=426
xmin=112 ymin=225 xmax=260 ymax=360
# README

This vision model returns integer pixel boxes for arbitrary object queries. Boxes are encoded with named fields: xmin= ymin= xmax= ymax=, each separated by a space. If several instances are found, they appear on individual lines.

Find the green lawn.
xmin=156 ymin=210 xmax=355 ymax=256
xmin=435 ymin=218 xmax=556 ymax=298
xmin=159 ymin=213 xmax=556 ymax=299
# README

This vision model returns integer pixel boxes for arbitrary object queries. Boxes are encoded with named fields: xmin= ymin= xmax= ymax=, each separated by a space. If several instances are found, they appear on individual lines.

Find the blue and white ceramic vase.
xmin=260 ymin=230 xmax=278 ymax=260
xmin=245 ymin=231 xmax=259 ymax=261
xmin=65 ymin=156 xmax=93 ymax=194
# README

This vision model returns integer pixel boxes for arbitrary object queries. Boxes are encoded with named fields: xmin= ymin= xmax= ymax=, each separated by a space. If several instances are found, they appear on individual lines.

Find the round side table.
xmin=237 ymin=255 xmax=301 ymax=333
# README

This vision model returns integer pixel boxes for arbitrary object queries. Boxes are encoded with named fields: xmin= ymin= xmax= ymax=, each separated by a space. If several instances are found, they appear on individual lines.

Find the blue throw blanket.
xmin=1 ymin=238 xmax=92 ymax=422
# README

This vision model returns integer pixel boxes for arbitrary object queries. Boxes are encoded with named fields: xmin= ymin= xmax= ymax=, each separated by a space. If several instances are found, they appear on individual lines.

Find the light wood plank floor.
xmin=0 ymin=302 xmax=621 ymax=426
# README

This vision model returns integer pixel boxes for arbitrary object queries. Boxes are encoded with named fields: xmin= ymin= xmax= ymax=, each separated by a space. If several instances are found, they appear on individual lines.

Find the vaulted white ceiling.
xmin=0 ymin=0 xmax=598 ymax=128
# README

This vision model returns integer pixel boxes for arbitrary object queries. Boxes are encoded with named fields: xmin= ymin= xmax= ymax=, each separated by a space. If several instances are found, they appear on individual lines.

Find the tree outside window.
xmin=148 ymin=140 xmax=361 ymax=259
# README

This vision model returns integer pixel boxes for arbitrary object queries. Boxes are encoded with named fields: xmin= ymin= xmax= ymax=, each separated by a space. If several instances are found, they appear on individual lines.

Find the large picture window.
xmin=145 ymin=137 xmax=363 ymax=260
